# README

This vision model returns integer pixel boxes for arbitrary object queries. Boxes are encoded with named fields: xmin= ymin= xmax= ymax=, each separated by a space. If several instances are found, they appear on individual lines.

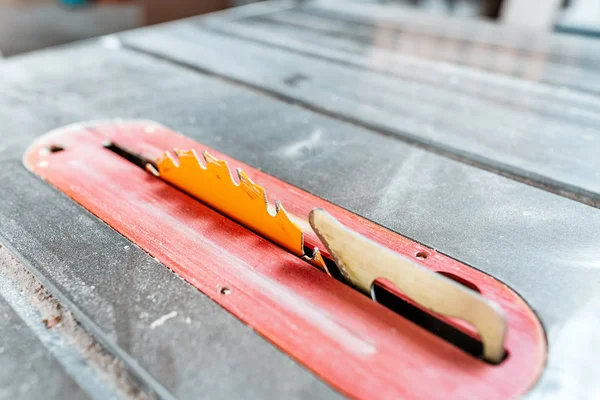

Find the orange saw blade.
xmin=155 ymin=148 xmax=327 ymax=269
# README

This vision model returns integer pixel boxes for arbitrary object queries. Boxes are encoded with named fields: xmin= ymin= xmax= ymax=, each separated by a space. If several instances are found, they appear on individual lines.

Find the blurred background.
xmin=0 ymin=0 xmax=599 ymax=59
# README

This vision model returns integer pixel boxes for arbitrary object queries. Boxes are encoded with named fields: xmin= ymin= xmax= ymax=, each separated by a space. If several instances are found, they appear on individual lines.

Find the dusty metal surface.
xmin=0 ymin=243 xmax=147 ymax=400
xmin=121 ymin=3 xmax=600 ymax=207
xmin=0 ymin=294 xmax=90 ymax=400
xmin=0 ymin=1 xmax=599 ymax=398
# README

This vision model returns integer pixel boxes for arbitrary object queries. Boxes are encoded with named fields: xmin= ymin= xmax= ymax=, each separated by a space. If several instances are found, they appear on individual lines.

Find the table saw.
xmin=1 ymin=1 xmax=599 ymax=399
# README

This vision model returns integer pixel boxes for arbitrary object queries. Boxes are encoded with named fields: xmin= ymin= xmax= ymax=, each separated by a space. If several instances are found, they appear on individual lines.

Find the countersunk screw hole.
xmin=415 ymin=251 xmax=428 ymax=260
xmin=48 ymin=145 xmax=65 ymax=153
xmin=220 ymin=287 xmax=231 ymax=295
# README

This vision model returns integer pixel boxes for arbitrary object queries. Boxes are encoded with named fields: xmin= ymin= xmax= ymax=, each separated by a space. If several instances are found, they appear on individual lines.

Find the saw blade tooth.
xmin=155 ymin=150 xmax=180 ymax=172
xmin=203 ymin=150 xmax=236 ymax=184
xmin=271 ymin=202 xmax=308 ymax=257
xmin=173 ymin=148 xmax=189 ymax=158
xmin=237 ymin=168 xmax=268 ymax=205
xmin=233 ymin=167 xmax=243 ymax=186
xmin=273 ymin=199 xmax=282 ymax=216
xmin=302 ymin=245 xmax=328 ymax=272
xmin=168 ymin=149 xmax=181 ymax=163
xmin=273 ymin=201 xmax=294 ymax=227
xmin=236 ymin=167 xmax=251 ymax=184
xmin=202 ymin=150 xmax=221 ymax=169
xmin=175 ymin=148 xmax=203 ymax=169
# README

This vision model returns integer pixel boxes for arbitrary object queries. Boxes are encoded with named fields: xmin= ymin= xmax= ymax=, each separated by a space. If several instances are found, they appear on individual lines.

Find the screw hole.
xmin=415 ymin=251 xmax=428 ymax=260
xmin=220 ymin=287 xmax=231 ymax=295
xmin=48 ymin=145 xmax=65 ymax=153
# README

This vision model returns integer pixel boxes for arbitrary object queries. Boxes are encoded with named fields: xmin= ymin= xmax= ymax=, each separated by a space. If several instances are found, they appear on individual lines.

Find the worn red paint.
xmin=25 ymin=120 xmax=545 ymax=400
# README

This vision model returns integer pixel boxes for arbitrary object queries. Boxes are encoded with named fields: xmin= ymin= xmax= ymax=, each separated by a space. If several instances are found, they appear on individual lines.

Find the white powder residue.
xmin=150 ymin=311 xmax=178 ymax=330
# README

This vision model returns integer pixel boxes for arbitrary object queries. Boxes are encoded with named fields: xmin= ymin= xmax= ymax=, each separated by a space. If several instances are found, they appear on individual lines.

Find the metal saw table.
xmin=1 ymin=1 xmax=599 ymax=398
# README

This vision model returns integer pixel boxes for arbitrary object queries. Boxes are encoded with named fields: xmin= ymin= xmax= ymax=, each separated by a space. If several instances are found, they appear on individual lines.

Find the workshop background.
xmin=1 ymin=0 xmax=600 ymax=58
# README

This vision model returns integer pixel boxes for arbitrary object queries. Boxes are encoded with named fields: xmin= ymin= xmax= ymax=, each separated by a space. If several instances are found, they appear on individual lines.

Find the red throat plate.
xmin=24 ymin=120 xmax=546 ymax=400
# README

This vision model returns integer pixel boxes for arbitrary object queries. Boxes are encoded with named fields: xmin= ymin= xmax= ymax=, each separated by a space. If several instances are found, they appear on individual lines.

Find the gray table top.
xmin=1 ymin=1 xmax=599 ymax=398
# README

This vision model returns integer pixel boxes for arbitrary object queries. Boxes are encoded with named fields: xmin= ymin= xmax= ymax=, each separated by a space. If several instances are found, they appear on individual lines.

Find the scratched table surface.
xmin=1 ymin=0 xmax=600 ymax=398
